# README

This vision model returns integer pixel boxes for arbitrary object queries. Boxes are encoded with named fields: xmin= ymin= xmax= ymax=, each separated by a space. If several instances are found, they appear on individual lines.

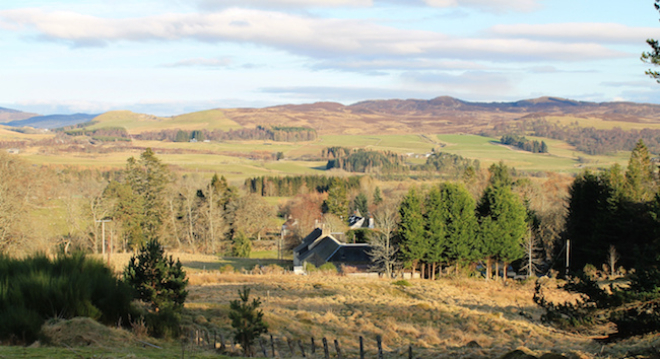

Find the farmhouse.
xmin=293 ymin=227 xmax=372 ymax=274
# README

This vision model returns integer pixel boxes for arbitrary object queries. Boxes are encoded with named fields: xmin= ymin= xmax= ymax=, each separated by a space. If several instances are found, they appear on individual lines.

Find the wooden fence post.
xmin=408 ymin=345 xmax=413 ymax=359
xmin=298 ymin=340 xmax=306 ymax=358
xmin=287 ymin=338 xmax=295 ymax=357
xmin=322 ymin=338 xmax=330 ymax=359
xmin=260 ymin=337 xmax=268 ymax=357
xmin=359 ymin=336 xmax=364 ymax=359
xmin=376 ymin=335 xmax=383 ymax=359
xmin=219 ymin=332 xmax=226 ymax=351
xmin=270 ymin=334 xmax=276 ymax=358
xmin=311 ymin=337 xmax=316 ymax=354
xmin=334 ymin=339 xmax=342 ymax=359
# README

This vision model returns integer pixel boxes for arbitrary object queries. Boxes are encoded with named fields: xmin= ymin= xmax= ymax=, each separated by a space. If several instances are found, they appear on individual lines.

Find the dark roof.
xmin=328 ymin=244 xmax=372 ymax=263
xmin=294 ymin=228 xmax=323 ymax=256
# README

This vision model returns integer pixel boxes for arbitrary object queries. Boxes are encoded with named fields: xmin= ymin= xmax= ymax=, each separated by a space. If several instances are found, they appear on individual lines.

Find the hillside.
xmin=0 ymin=106 xmax=38 ymax=123
xmin=222 ymin=97 xmax=660 ymax=135
xmin=4 ymin=113 xmax=98 ymax=129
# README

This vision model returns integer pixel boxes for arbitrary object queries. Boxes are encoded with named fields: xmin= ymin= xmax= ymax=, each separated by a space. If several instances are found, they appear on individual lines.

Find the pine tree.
xmin=625 ymin=139 xmax=655 ymax=201
xmin=424 ymin=186 xmax=447 ymax=280
xmin=123 ymin=239 xmax=188 ymax=311
xmin=353 ymin=192 xmax=369 ymax=217
xmin=398 ymin=187 xmax=427 ymax=277
xmin=229 ymin=287 xmax=268 ymax=357
xmin=324 ymin=177 xmax=349 ymax=221
xmin=477 ymin=184 xmax=527 ymax=281
xmin=440 ymin=183 xmax=479 ymax=274
xmin=373 ymin=186 xmax=383 ymax=206
xmin=231 ymin=230 xmax=252 ymax=258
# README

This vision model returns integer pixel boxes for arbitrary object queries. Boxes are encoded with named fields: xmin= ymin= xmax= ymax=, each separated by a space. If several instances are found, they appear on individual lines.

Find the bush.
xmin=318 ymin=262 xmax=338 ymax=273
xmin=0 ymin=253 xmax=132 ymax=344
xmin=392 ymin=279 xmax=412 ymax=287
xmin=123 ymin=239 xmax=188 ymax=338
xmin=231 ymin=231 xmax=252 ymax=258
xmin=229 ymin=287 xmax=268 ymax=356
xmin=220 ymin=264 xmax=236 ymax=273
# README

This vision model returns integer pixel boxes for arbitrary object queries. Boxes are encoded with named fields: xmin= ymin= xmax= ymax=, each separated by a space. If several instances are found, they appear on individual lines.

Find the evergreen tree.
xmin=123 ymin=239 xmax=188 ymax=312
xmin=353 ymin=192 xmax=369 ymax=216
xmin=440 ymin=183 xmax=479 ymax=274
xmin=229 ymin=287 xmax=268 ymax=357
xmin=477 ymin=184 xmax=527 ymax=280
xmin=373 ymin=186 xmax=383 ymax=206
xmin=424 ymin=186 xmax=447 ymax=280
xmin=398 ymin=187 xmax=427 ymax=277
xmin=231 ymin=230 xmax=252 ymax=258
xmin=324 ymin=177 xmax=349 ymax=221
xmin=625 ymin=139 xmax=655 ymax=201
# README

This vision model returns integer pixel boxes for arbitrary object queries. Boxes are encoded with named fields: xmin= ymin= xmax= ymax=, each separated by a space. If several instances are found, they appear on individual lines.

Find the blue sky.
xmin=1 ymin=0 xmax=660 ymax=116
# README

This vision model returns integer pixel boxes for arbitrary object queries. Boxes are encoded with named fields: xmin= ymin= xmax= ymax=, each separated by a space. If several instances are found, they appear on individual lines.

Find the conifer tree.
xmin=398 ymin=187 xmax=427 ymax=277
xmin=424 ymin=186 xmax=447 ymax=280
xmin=229 ymin=287 xmax=268 ymax=357
xmin=440 ymin=183 xmax=479 ymax=274
xmin=324 ymin=177 xmax=349 ymax=221
xmin=625 ymin=139 xmax=655 ymax=201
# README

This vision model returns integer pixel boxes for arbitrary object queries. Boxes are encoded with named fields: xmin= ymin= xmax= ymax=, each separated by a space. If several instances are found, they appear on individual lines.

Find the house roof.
xmin=293 ymin=227 xmax=323 ymax=256
xmin=298 ymin=236 xmax=342 ymax=263
xmin=328 ymin=244 xmax=372 ymax=263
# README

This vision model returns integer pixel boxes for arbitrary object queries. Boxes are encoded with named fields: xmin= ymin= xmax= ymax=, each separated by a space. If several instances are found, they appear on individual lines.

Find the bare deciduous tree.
xmin=368 ymin=197 xmax=401 ymax=278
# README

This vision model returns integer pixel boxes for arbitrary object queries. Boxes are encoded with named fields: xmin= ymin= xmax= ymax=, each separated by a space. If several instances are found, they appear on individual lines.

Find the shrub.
xmin=392 ymin=279 xmax=412 ymax=287
xmin=229 ymin=287 xmax=268 ymax=356
xmin=123 ymin=239 xmax=188 ymax=338
xmin=231 ymin=231 xmax=252 ymax=258
xmin=0 ymin=253 xmax=132 ymax=344
xmin=318 ymin=262 xmax=338 ymax=273
xmin=123 ymin=239 xmax=188 ymax=312
xmin=304 ymin=262 xmax=317 ymax=273
xmin=220 ymin=264 xmax=236 ymax=273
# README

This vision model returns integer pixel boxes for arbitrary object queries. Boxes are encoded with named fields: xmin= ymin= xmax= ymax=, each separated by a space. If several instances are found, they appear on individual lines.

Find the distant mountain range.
xmin=2 ymin=96 xmax=660 ymax=134
xmin=3 ymin=113 xmax=98 ymax=129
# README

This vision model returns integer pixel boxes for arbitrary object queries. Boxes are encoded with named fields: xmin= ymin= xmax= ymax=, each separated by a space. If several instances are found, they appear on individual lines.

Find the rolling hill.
xmin=4 ymin=113 xmax=98 ymax=129
xmin=0 ymin=107 xmax=38 ymax=123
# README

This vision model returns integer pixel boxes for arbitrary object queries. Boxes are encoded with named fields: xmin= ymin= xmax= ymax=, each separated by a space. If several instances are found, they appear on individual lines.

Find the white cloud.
xmin=489 ymin=23 xmax=659 ymax=44
xmin=197 ymin=0 xmax=371 ymax=9
xmin=423 ymin=0 xmax=541 ymax=13
xmin=0 ymin=8 xmax=626 ymax=63
xmin=401 ymin=70 xmax=516 ymax=94
xmin=162 ymin=57 xmax=233 ymax=68
xmin=313 ymin=58 xmax=489 ymax=71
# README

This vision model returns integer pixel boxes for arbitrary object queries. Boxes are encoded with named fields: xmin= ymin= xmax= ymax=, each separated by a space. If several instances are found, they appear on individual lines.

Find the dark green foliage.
xmin=326 ymin=148 xmax=407 ymax=173
xmin=245 ymin=175 xmax=362 ymax=197
xmin=346 ymin=228 xmax=370 ymax=243
xmin=489 ymin=118 xmax=660 ymax=155
xmin=123 ymin=239 xmax=188 ymax=312
xmin=323 ymin=177 xmax=350 ymax=220
xmin=0 ymin=253 xmax=133 ymax=344
xmin=535 ymin=271 xmax=660 ymax=339
xmin=625 ymin=139 xmax=656 ymax=201
xmin=500 ymin=134 xmax=548 ymax=153
xmin=231 ymin=231 xmax=252 ymax=258
xmin=137 ymin=125 xmax=317 ymax=142
xmin=438 ymin=183 xmax=479 ymax=268
xmin=398 ymin=187 xmax=427 ymax=274
xmin=229 ymin=287 xmax=268 ymax=356
xmin=642 ymin=1 xmax=660 ymax=82
xmin=175 ymin=130 xmax=190 ymax=142
xmin=352 ymin=192 xmax=369 ymax=216
xmin=373 ymin=186 xmax=383 ymax=205
xmin=420 ymin=152 xmax=480 ymax=178
xmin=424 ymin=186 xmax=448 ymax=270
xmin=64 ymin=126 xmax=130 ymax=141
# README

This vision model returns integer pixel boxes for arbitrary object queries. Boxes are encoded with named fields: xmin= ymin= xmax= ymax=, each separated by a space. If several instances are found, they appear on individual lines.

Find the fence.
xmin=183 ymin=329 xmax=415 ymax=359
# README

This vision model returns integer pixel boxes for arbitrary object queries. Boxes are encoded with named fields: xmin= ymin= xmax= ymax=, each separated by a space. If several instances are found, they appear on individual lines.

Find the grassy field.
xmin=84 ymin=109 xmax=243 ymax=133
xmin=5 ymin=130 xmax=633 ymax=183
xmin=8 ymin=252 xmax=660 ymax=359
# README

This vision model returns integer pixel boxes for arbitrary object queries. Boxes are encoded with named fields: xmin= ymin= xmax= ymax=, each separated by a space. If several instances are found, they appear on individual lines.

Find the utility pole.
xmin=96 ymin=218 xmax=112 ymax=264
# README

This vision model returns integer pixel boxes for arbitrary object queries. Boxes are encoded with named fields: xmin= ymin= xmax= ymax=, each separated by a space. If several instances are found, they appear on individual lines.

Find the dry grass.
xmin=181 ymin=271 xmax=612 ymax=358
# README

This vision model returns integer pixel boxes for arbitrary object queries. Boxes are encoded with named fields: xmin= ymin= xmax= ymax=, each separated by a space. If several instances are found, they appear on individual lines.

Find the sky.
xmin=1 ymin=0 xmax=660 ymax=116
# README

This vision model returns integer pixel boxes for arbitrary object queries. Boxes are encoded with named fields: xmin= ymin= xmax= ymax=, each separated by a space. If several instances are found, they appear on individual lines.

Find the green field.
xmin=12 ymin=132 xmax=633 ymax=181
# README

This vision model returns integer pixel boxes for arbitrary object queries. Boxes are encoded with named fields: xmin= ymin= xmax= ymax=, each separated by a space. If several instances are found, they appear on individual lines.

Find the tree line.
xmin=136 ymin=125 xmax=317 ymax=143
xmin=326 ymin=148 xmax=408 ymax=173
xmin=500 ymin=134 xmax=548 ymax=153
xmin=245 ymin=175 xmax=362 ymax=197
xmin=487 ymin=118 xmax=660 ymax=155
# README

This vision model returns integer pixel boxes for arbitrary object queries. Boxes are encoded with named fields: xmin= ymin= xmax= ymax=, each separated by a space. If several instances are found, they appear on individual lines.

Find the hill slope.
xmin=4 ymin=113 xmax=98 ymax=129
xmin=0 ymin=107 xmax=39 ymax=123
xmin=222 ymin=96 xmax=660 ymax=135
